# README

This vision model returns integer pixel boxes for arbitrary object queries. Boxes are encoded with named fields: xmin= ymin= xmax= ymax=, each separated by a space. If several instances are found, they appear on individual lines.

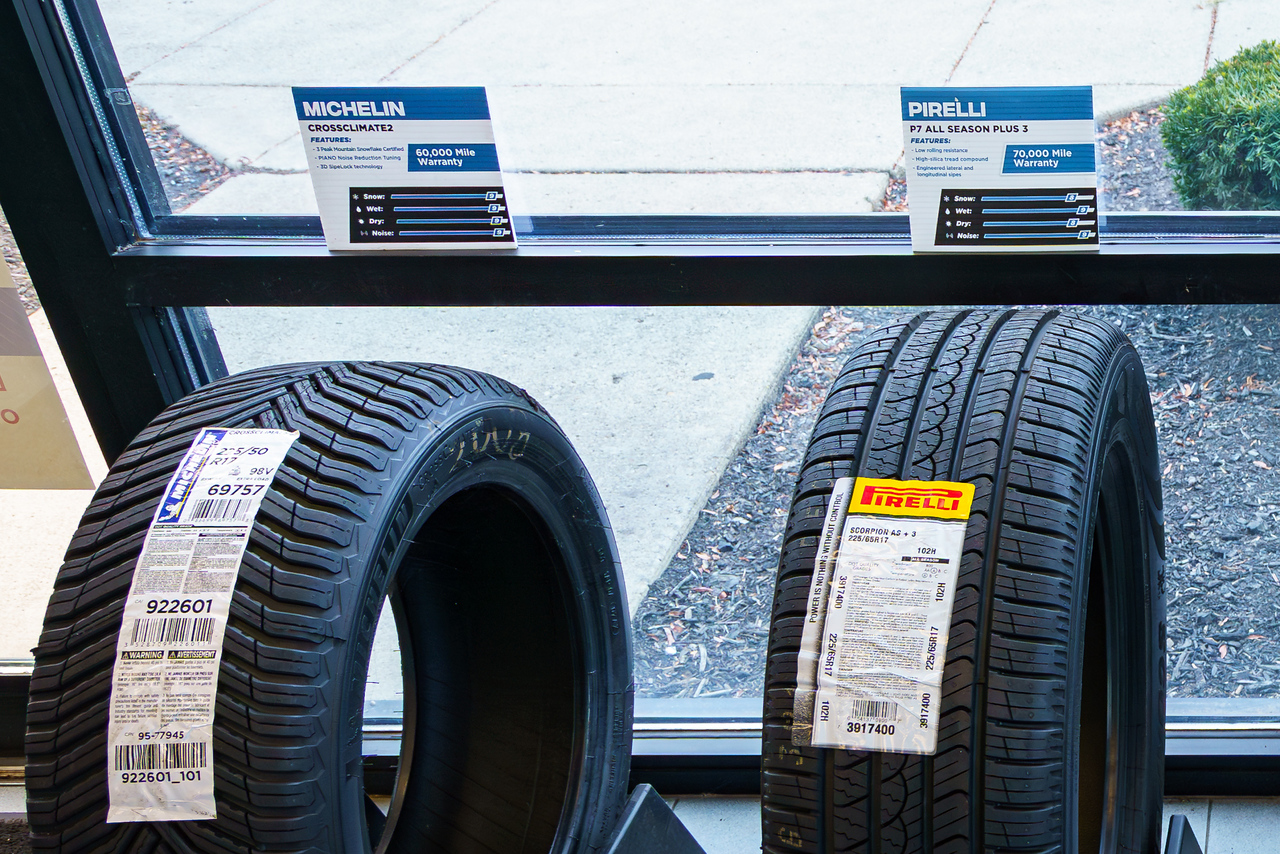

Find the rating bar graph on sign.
xmin=349 ymin=186 xmax=513 ymax=245
xmin=933 ymin=187 xmax=1097 ymax=247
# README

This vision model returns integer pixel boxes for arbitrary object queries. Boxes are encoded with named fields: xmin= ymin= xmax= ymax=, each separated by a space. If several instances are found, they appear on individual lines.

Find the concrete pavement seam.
xmin=123 ymin=0 xmax=281 ymax=82
xmin=1204 ymin=2 xmax=1219 ymax=73
xmin=946 ymin=0 xmax=999 ymax=83
xmin=378 ymin=0 xmax=504 ymax=82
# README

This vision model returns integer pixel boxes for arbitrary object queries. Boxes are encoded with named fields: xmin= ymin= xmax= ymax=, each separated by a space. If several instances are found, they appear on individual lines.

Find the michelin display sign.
xmin=293 ymin=86 xmax=516 ymax=250
xmin=901 ymin=86 xmax=1098 ymax=252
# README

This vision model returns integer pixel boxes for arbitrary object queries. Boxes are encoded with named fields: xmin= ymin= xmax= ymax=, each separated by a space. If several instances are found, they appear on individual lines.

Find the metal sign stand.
xmin=1164 ymin=814 xmax=1203 ymax=854
xmin=602 ymin=785 xmax=707 ymax=854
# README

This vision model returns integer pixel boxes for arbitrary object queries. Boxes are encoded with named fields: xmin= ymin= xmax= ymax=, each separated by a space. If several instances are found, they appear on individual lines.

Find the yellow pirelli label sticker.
xmin=849 ymin=477 xmax=975 ymax=520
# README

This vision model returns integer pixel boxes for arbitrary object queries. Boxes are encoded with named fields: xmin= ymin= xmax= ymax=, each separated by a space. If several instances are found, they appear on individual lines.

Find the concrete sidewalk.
xmin=99 ymin=0 xmax=1280 ymax=215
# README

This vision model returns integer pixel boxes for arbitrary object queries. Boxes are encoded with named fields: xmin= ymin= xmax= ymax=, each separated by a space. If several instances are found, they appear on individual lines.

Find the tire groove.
xmin=894 ymin=309 xmax=975 ymax=854
xmin=967 ymin=310 xmax=1060 ymax=850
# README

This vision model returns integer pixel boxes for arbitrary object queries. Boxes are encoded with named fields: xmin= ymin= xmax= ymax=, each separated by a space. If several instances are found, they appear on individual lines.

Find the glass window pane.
xmin=92 ymin=1 xmax=1280 ymax=218
xmin=632 ymin=306 xmax=904 ymax=698
xmin=65 ymin=0 xmax=1280 ymax=709
xmin=206 ymin=304 xmax=1280 ymax=702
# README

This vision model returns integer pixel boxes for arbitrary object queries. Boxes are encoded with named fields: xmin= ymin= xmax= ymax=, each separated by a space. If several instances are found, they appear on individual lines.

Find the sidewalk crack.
xmin=378 ymin=0 xmax=503 ymax=82
xmin=1204 ymin=1 xmax=1220 ymax=73
xmin=945 ymin=0 xmax=998 ymax=84
xmin=125 ymin=0 xmax=281 ymax=83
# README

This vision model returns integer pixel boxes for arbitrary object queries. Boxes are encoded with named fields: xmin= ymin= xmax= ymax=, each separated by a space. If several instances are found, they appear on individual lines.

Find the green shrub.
xmin=1162 ymin=40 xmax=1280 ymax=210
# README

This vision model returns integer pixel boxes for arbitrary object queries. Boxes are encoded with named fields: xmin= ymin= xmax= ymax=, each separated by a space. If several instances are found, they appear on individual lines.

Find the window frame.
xmin=5 ymin=0 xmax=1280 ymax=797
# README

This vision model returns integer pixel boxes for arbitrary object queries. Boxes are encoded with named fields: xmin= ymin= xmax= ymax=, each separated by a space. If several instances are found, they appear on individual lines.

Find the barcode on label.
xmin=114 ymin=742 xmax=208 ymax=771
xmin=189 ymin=498 xmax=254 ymax=523
xmin=128 ymin=617 xmax=216 ymax=647
xmin=849 ymin=699 xmax=897 ymax=721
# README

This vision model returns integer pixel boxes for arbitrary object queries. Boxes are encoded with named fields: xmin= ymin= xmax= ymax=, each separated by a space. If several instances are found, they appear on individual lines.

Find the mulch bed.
xmin=0 ymin=821 xmax=29 ymax=854
xmin=133 ymin=104 xmax=233 ymax=213
xmin=1130 ymin=306 xmax=1280 ymax=697
xmin=0 ymin=205 xmax=38 ymax=316
xmin=1096 ymin=107 xmax=1184 ymax=212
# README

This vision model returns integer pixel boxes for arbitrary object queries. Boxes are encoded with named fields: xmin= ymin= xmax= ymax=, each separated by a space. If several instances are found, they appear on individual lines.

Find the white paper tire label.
xmin=802 ymin=477 xmax=974 ymax=755
xmin=106 ymin=428 xmax=298 ymax=823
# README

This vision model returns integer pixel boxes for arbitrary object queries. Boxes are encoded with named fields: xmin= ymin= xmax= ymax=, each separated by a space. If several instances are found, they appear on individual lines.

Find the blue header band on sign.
xmin=292 ymin=87 xmax=491 ymax=121
xmin=407 ymin=143 xmax=501 ymax=172
xmin=1002 ymin=143 xmax=1096 ymax=174
xmin=900 ymin=86 xmax=1094 ymax=122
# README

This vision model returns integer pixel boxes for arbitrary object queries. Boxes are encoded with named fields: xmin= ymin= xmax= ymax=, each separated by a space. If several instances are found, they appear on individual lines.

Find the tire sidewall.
xmin=1067 ymin=346 xmax=1165 ymax=854
xmin=335 ymin=400 xmax=632 ymax=854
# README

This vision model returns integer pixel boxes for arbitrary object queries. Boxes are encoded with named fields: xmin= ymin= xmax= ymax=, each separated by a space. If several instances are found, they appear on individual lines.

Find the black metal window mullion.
xmin=47 ymin=0 xmax=171 ymax=230
xmin=2 ymin=0 xmax=199 ymax=460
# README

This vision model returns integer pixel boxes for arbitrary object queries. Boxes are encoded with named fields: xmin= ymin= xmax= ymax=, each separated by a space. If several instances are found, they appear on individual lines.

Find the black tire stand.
xmin=1164 ymin=814 xmax=1203 ymax=854
xmin=603 ymin=785 xmax=707 ymax=854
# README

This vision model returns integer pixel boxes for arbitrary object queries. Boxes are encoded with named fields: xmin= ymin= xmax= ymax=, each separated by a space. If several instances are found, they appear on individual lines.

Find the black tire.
xmin=762 ymin=310 xmax=1165 ymax=854
xmin=26 ymin=362 xmax=632 ymax=854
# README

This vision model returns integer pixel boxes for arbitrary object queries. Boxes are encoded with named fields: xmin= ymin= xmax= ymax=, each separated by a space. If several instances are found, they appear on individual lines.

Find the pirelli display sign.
xmin=901 ymin=86 xmax=1098 ymax=253
xmin=793 ymin=477 xmax=975 ymax=755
